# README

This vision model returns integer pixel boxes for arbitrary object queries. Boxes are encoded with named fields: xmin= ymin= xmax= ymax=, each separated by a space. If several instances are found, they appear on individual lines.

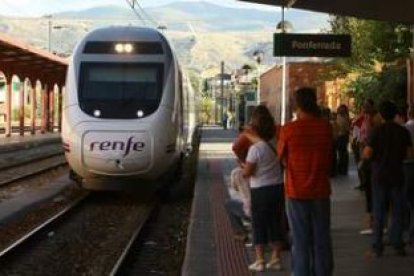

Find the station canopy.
xmin=0 ymin=32 xmax=67 ymax=84
xmin=239 ymin=0 xmax=414 ymax=24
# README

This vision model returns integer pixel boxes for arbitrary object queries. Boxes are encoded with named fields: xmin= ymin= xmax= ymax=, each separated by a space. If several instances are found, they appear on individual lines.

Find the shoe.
xmin=360 ymin=229 xmax=373 ymax=235
xmin=248 ymin=260 xmax=265 ymax=272
xmin=266 ymin=258 xmax=282 ymax=270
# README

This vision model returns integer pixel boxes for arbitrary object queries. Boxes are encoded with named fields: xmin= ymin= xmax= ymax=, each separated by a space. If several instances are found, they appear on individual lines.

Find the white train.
xmin=62 ymin=26 xmax=198 ymax=190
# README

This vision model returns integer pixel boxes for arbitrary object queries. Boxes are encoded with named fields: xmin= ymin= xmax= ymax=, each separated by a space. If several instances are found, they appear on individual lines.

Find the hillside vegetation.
xmin=0 ymin=1 xmax=328 ymax=73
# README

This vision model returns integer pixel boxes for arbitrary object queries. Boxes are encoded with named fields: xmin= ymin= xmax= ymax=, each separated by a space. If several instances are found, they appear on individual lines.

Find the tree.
xmin=187 ymin=69 xmax=201 ymax=94
xmin=328 ymin=16 xmax=412 ymax=107
xmin=347 ymin=66 xmax=407 ymax=111
xmin=200 ymin=95 xmax=214 ymax=124
xmin=329 ymin=17 xmax=411 ymax=73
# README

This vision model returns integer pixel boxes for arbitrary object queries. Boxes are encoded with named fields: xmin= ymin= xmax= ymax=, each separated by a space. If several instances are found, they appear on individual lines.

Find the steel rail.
xmin=0 ymin=192 xmax=90 ymax=258
xmin=0 ymin=154 xmax=67 ymax=187
xmin=109 ymin=200 xmax=158 ymax=276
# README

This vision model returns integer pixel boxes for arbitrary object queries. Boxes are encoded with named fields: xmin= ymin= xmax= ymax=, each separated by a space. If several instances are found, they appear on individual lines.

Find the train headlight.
xmin=115 ymin=43 xmax=124 ymax=53
xmin=124 ymin=43 xmax=134 ymax=53
xmin=115 ymin=43 xmax=134 ymax=54
xmin=93 ymin=109 xmax=101 ymax=117
xmin=137 ymin=110 xmax=144 ymax=118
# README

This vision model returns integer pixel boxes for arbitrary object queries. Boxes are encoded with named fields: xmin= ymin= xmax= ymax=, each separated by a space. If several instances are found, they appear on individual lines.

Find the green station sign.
xmin=273 ymin=33 xmax=351 ymax=57
xmin=245 ymin=91 xmax=256 ymax=102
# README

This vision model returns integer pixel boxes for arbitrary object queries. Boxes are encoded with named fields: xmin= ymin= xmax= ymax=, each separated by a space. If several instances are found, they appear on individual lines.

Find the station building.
xmin=259 ymin=61 xmax=377 ymax=122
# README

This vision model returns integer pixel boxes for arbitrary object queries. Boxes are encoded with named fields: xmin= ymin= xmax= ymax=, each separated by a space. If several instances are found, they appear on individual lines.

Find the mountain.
xmin=54 ymin=1 xmax=329 ymax=32
xmin=56 ymin=5 xmax=134 ymax=18
xmin=0 ymin=1 xmax=330 ymax=73
xmin=154 ymin=1 xmax=328 ymax=32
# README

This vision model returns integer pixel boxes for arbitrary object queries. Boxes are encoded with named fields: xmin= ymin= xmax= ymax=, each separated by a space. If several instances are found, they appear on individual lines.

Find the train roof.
xmin=83 ymin=26 xmax=164 ymax=42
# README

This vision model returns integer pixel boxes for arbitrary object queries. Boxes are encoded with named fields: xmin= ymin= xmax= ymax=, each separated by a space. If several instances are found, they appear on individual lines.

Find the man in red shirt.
xmin=277 ymin=87 xmax=333 ymax=276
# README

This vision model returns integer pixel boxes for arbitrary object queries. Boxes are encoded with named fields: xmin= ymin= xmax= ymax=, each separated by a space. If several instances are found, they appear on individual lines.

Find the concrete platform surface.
xmin=182 ymin=126 xmax=414 ymax=276
xmin=0 ymin=132 xmax=68 ymax=224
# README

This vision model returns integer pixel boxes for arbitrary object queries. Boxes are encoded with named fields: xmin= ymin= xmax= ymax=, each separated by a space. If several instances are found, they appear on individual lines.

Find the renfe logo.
xmin=89 ymin=136 xmax=145 ymax=157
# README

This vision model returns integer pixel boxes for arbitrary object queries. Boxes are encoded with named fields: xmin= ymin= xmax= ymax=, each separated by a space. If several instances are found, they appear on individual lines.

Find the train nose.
xmin=82 ymin=130 xmax=152 ymax=175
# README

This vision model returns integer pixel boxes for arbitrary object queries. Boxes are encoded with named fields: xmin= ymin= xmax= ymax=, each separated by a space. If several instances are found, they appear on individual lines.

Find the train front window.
xmin=79 ymin=63 xmax=164 ymax=119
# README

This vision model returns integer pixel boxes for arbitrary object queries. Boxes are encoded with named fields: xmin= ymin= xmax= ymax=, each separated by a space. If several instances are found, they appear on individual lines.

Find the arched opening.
xmin=50 ymin=83 xmax=59 ymax=132
xmin=0 ymin=71 xmax=6 ymax=124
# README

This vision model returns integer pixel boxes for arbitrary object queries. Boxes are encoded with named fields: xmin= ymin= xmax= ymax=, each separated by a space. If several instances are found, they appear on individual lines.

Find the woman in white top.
xmin=242 ymin=105 xmax=284 ymax=272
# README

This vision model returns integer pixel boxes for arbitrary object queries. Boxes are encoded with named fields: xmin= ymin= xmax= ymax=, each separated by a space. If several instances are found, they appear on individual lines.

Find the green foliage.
xmin=329 ymin=16 xmax=411 ymax=107
xmin=200 ymin=96 xmax=214 ymax=124
xmin=329 ymin=16 xmax=412 ymax=72
xmin=202 ymin=79 xmax=211 ymax=97
xmin=251 ymin=77 xmax=258 ymax=86
xmin=187 ymin=69 xmax=201 ymax=94
xmin=347 ymin=66 xmax=407 ymax=111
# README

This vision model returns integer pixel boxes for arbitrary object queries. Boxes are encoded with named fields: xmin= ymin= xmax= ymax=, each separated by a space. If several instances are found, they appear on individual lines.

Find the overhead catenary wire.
xmin=135 ymin=1 xmax=160 ymax=26
xmin=124 ymin=0 xmax=146 ymax=25
xmin=124 ymin=0 xmax=160 ymax=27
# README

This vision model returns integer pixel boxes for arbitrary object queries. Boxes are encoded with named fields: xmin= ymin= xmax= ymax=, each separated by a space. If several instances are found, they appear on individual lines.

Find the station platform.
xmin=0 ymin=132 xmax=61 ymax=153
xmin=0 ymin=131 xmax=65 ymax=224
xmin=182 ymin=126 xmax=414 ymax=276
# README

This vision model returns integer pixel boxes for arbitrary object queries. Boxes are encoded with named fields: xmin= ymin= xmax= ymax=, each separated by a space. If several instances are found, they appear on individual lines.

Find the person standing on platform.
xmin=351 ymin=111 xmax=364 ymax=189
xmin=405 ymin=106 xmax=414 ymax=244
xmin=222 ymin=112 xmax=228 ymax=130
xmin=336 ymin=104 xmax=350 ymax=175
xmin=277 ymin=87 xmax=334 ymax=276
xmin=358 ymin=100 xmax=383 ymax=235
xmin=242 ymin=105 xmax=285 ymax=272
xmin=232 ymin=113 xmax=289 ymax=246
xmin=406 ymin=105 xmax=414 ymax=147
xmin=362 ymin=101 xmax=413 ymax=257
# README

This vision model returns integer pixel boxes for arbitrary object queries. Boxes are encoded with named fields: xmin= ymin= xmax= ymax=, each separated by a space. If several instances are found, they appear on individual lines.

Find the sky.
xmin=0 ymin=0 xmax=280 ymax=17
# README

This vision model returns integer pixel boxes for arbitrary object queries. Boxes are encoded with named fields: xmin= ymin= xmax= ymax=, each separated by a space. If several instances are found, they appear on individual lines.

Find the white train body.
xmin=62 ymin=26 xmax=197 ymax=189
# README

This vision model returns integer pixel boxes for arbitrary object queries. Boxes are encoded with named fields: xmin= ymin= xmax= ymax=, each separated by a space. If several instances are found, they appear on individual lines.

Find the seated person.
xmin=225 ymin=167 xmax=251 ymax=241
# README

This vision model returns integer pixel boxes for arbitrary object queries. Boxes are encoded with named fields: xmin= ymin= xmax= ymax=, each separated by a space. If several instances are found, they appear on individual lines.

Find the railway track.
xmin=0 ymin=140 xmax=67 ymax=186
xmin=0 ymin=153 xmax=67 ymax=186
xmin=0 ymin=191 xmax=158 ymax=275
xmin=0 ymin=192 xmax=90 ymax=259
xmin=109 ymin=201 xmax=157 ymax=276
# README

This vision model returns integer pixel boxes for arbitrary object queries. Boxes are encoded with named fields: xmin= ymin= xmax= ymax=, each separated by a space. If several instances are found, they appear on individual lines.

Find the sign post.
xmin=273 ymin=33 xmax=351 ymax=125
xmin=274 ymin=33 xmax=351 ymax=57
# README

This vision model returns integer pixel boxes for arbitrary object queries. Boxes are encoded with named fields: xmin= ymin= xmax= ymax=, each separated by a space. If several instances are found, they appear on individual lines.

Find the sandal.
xmin=266 ymin=258 xmax=282 ymax=270
xmin=248 ymin=259 xmax=265 ymax=272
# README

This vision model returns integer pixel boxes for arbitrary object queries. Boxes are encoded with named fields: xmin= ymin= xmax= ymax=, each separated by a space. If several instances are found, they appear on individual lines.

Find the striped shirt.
xmin=277 ymin=117 xmax=333 ymax=199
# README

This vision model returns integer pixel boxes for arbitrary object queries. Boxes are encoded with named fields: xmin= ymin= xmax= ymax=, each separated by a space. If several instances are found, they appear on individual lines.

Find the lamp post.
xmin=43 ymin=15 xmax=52 ymax=52
xmin=276 ymin=7 xmax=293 ymax=125
xmin=253 ymin=50 xmax=264 ymax=105
xmin=44 ymin=15 xmax=66 ymax=54
xmin=157 ymin=25 xmax=167 ymax=33
xmin=220 ymin=61 xmax=225 ymax=125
